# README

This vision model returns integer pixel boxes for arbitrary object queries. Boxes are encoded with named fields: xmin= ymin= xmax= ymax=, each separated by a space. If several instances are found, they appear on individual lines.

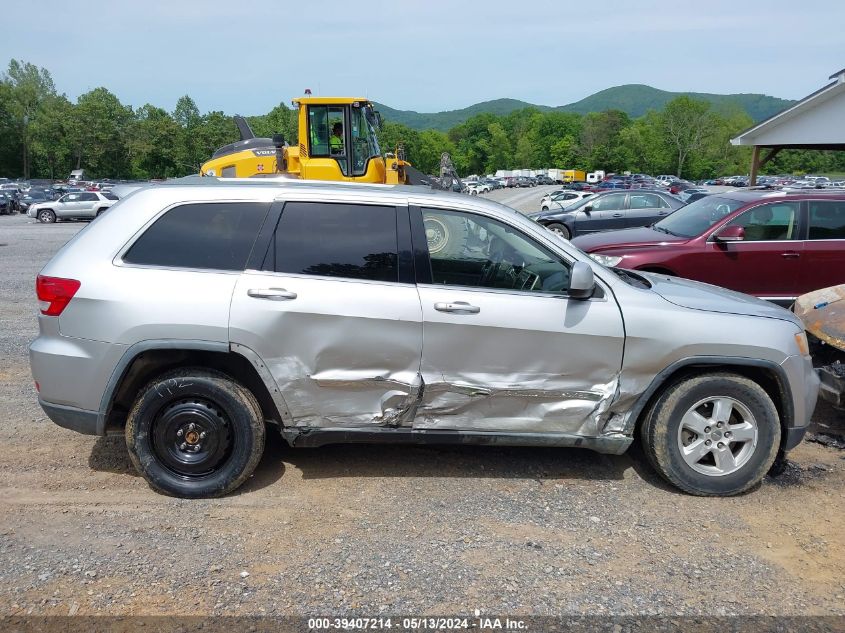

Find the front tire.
xmin=641 ymin=373 xmax=780 ymax=496
xmin=545 ymin=222 xmax=571 ymax=240
xmin=38 ymin=209 xmax=56 ymax=223
xmin=126 ymin=368 xmax=265 ymax=498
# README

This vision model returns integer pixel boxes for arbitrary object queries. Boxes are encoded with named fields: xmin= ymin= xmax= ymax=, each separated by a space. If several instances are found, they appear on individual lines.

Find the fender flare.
xmin=97 ymin=339 xmax=293 ymax=434
xmin=622 ymin=356 xmax=794 ymax=438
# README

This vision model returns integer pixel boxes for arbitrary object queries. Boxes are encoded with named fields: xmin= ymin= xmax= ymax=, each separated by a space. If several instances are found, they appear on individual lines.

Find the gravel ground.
xmin=1 ymin=209 xmax=844 ymax=618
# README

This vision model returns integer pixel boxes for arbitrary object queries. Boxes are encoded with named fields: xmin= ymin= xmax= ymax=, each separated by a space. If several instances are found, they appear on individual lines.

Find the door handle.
xmin=612 ymin=212 xmax=624 ymax=217
xmin=434 ymin=301 xmax=480 ymax=314
xmin=247 ymin=288 xmax=298 ymax=300
xmin=781 ymin=252 xmax=800 ymax=259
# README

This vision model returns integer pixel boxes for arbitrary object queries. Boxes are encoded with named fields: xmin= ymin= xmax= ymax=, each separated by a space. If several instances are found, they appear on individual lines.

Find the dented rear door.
xmin=413 ymin=206 xmax=625 ymax=436
xmin=229 ymin=200 xmax=422 ymax=428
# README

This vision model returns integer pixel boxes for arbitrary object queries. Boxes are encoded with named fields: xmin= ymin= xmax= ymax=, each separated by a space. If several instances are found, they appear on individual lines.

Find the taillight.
xmin=36 ymin=275 xmax=80 ymax=316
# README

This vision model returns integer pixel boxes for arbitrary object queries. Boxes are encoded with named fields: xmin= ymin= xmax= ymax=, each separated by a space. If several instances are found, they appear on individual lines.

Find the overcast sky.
xmin=2 ymin=0 xmax=844 ymax=115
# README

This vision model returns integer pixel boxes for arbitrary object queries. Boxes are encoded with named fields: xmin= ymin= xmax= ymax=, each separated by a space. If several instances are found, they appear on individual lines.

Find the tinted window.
xmin=271 ymin=202 xmax=398 ymax=282
xmin=629 ymin=193 xmax=663 ymax=209
xmin=808 ymin=200 xmax=845 ymax=240
xmin=81 ymin=193 xmax=99 ymax=202
xmin=103 ymin=193 xmax=119 ymax=201
xmin=726 ymin=202 xmax=798 ymax=241
xmin=124 ymin=202 xmax=268 ymax=270
xmin=422 ymin=208 xmax=571 ymax=294
xmin=590 ymin=193 xmax=626 ymax=211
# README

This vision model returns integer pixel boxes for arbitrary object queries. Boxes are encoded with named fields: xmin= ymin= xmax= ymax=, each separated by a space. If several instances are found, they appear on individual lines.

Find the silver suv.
xmin=28 ymin=190 xmax=118 ymax=223
xmin=30 ymin=179 xmax=819 ymax=498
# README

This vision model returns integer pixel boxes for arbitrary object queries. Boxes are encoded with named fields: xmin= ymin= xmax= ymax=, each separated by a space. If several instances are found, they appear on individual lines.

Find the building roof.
xmin=731 ymin=68 xmax=845 ymax=148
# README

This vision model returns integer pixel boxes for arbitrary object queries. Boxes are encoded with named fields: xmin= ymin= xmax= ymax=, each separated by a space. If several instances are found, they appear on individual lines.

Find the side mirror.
xmin=583 ymin=205 xmax=593 ymax=213
xmin=714 ymin=225 xmax=745 ymax=242
xmin=568 ymin=261 xmax=595 ymax=300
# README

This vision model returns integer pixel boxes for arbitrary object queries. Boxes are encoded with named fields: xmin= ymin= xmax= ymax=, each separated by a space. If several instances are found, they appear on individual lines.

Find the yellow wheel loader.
xmin=200 ymin=95 xmax=459 ymax=189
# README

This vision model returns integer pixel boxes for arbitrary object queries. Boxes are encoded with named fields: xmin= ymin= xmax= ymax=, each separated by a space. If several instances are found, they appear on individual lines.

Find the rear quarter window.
xmin=808 ymin=200 xmax=845 ymax=240
xmin=123 ymin=202 xmax=269 ymax=271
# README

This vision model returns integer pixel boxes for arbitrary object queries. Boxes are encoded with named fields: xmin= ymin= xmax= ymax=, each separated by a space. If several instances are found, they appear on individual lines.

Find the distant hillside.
xmin=373 ymin=98 xmax=550 ymax=131
xmin=557 ymin=84 xmax=794 ymax=121
xmin=375 ymin=84 xmax=793 ymax=131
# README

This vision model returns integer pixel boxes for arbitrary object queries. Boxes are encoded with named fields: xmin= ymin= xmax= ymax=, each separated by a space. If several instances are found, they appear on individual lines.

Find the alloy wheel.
xmin=676 ymin=396 xmax=758 ymax=476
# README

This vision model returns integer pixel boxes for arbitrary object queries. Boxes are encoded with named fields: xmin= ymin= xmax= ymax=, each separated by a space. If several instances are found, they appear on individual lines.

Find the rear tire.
xmin=38 ymin=209 xmax=56 ymax=223
xmin=125 ymin=368 xmax=266 ymax=498
xmin=545 ymin=222 xmax=571 ymax=240
xmin=641 ymin=372 xmax=780 ymax=496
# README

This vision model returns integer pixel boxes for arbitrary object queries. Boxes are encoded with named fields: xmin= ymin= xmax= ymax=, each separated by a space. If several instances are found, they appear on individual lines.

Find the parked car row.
xmin=0 ymin=177 xmax=141 ymax=222
xmin=462 ymin=175 xmax=553 ymax=193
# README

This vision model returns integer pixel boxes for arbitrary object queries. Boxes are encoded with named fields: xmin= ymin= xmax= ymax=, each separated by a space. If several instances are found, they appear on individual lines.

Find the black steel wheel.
xmin=126 ymin=368 xmax=265 ymax=498
xmin=151 ymin=397 xmax=233 ymax=478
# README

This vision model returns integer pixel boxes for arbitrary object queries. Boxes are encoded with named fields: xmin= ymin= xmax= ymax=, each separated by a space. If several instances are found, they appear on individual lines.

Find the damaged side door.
xmin=411 ymin=206 xmax=625 ymax=437
xmin=229 ymin=200 xmax=423 ymax=428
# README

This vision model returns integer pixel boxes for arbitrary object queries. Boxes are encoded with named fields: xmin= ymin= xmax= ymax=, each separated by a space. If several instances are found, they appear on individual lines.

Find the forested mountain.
xmin=375 ymin=85 xmax=793 ymax=131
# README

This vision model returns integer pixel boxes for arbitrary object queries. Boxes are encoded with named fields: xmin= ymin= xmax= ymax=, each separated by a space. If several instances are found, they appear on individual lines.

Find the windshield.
xmin=351 ymin=105 xmax=381 ymax=177
xmin=652 ymin=195 xmax=745 ymax=237
xmin=557 ymin=195 xmax=593 ymax=213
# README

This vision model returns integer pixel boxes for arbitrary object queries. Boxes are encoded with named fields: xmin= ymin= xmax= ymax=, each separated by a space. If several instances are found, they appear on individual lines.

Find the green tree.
xmin=248 ymin=102 xmax=297 ymax=145
xmin=3 ymin=59 xmax=57 ymax=178
xmin=173 ymin=95 xmax=204 ymax=173
xmin=549 ymin=135 xmax=579 ymax=169
xmin=659 ymin=96 xmax=715 ymax=178
xmin=127 ymin=104 xmax=181 ymax=178
xmin=194 ymin=111 xmax=239 ymax=171
xmin=29 ymin=94 xmax=74 ymax=179
xmin=579 ymin=110 xmax=630 ymax=171
xmin=482 ymin=122 xmax=511 ymax=173
xmin=70 ymin=87 xmax=132 ymax=177
xmin=416 ymin=129 xmax=456 ymax=175
xmin=618 ymin=111 xmax=669 ymax=175
xmin=0 ymin=81 xmax=22 ymax=175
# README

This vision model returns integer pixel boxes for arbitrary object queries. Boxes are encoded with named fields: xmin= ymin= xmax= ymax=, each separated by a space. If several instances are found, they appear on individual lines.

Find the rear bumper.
xmin=39 ymin=398 xmax=101 ymax=435
xmin=29 ymin=319 xmax=127 ymax=415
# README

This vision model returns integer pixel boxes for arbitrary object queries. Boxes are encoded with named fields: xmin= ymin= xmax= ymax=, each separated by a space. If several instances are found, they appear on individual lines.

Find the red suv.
xmin=571 ymin=191 xmax=845 ymax=304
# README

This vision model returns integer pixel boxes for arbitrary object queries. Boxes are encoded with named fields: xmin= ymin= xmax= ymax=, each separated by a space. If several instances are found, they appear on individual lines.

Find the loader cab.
xmin=200 ymin=96 xmax=406 ymax=184
xmin=295 ymin=97 xmax=385 ymax=183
